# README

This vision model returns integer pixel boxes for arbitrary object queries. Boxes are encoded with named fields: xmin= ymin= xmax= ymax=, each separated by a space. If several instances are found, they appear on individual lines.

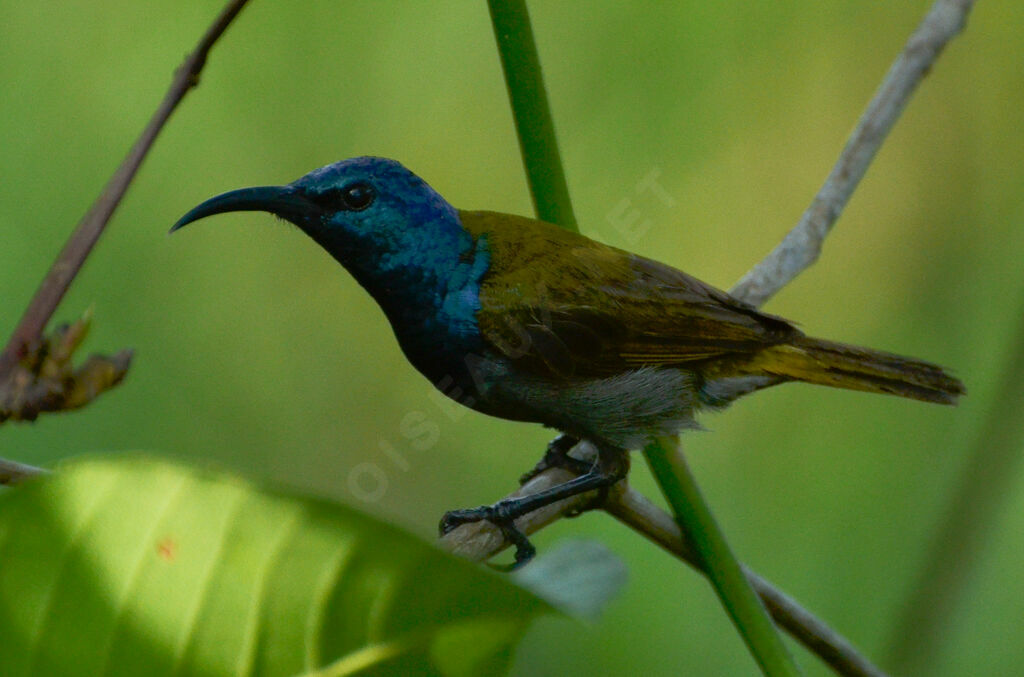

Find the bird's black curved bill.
xmin=170 ymin=186 xmax=317 ymax=233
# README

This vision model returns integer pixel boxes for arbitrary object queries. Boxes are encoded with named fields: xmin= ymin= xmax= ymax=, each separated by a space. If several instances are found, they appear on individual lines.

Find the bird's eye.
xmin=341 ymin=183 xmax=375 ymax=211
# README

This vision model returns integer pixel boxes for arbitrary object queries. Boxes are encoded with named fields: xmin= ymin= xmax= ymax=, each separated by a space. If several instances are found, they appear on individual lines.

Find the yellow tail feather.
xmin=756 ymin=337 xmax=965 ymax=404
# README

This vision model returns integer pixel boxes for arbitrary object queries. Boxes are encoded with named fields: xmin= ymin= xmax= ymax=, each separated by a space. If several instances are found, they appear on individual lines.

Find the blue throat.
xmin=359 ymin=227 xmax=490 ymax=386
xmin=341 ymin=224 xmax=490 ymax=382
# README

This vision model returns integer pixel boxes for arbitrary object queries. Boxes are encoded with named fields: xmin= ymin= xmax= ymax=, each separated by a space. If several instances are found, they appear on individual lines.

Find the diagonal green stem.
xmin=486 ymin=0 xmax=577 ymax=231
xmin=645 ymin=437 xmax=802 ymax=675
xmin=487 ymin=2 xmax=801 ymax=673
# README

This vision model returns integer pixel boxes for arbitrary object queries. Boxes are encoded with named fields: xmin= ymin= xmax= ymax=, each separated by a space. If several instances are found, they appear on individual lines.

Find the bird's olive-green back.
xmin=457 ymin=210 xmax=801 ymax=379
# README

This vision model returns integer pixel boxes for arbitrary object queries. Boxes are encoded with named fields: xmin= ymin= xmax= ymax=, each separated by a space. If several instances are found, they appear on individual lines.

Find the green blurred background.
xmin=2 ymin=1 xmax=1021 ymax=674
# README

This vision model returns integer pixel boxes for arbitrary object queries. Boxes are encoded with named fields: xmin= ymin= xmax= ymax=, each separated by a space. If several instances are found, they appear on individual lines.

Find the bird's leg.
xmin=519 ymin=434 xmax=587 ymax=484
xmin=440 ymin=444 xmax=629 ymax=567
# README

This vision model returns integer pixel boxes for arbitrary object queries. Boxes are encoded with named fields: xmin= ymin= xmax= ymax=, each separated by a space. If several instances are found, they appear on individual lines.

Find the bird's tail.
xmin=754 ymin=336 xmax=965 ymax=405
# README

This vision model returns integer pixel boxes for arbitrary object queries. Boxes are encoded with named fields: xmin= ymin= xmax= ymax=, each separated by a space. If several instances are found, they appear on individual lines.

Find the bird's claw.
xmin=439 ymin=503 xmax=536 ymax=569
xmin=442 ymin=441 xmax=626 ymax=568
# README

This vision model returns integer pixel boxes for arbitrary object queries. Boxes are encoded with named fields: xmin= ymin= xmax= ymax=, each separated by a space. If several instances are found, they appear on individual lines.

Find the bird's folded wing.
xmin=460 ymin=210 xmax=800 ymax=379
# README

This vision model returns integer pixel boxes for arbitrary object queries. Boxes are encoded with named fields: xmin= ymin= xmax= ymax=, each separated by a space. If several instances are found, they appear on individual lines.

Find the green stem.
xmin=645 ymin=437 xmax=802 ymax=676
xmin=486 ymin=0 xmax=577 ymax=231
xmin=487 ymin=3 xmax=800 ymax=673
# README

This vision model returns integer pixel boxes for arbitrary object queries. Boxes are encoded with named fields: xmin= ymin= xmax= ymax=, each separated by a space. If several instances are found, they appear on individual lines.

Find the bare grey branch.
xmin=730 ymin=0 xmax=976 ymax=308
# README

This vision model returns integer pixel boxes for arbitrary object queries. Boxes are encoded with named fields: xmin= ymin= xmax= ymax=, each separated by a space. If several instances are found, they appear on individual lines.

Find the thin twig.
xmin=0 ymin=458 xmax=47 ymax=485
xmin=0 ymin=0 xmax=252 ymax=380
xmin=729 ymin=0 xmax=976 ymax=308
xmin=607 ymin=485 xmax=888 ymax=677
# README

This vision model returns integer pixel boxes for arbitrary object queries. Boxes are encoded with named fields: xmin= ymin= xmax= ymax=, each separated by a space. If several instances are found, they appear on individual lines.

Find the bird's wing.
xmin=459 ymin=211 xmax=801 ymax=379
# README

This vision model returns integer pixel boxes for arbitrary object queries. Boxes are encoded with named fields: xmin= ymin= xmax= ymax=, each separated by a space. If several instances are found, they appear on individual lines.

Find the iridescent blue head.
xmin=172 ymin=157 xmax=490 ymax=373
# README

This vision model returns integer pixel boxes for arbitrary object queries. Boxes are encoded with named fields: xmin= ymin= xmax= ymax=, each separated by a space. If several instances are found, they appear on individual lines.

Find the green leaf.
xmin=0 ymin=454 xmax=549 ymax=677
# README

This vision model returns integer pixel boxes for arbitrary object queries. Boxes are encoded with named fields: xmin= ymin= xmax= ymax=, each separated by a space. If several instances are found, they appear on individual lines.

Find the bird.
xmin=172 ymin=156 xmax=965 ymax=565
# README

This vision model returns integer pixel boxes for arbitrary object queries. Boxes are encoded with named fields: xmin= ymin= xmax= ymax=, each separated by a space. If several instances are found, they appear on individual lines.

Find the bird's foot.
xmin=442 ymin=444 xmax=629 ymax=569
xmin=519 ymin=434 xmax=587 ymax=485
xmin=440 ymin=502 xmax=536 ymax=569
xmin=565 ymin=483 xmax=610 ymax=518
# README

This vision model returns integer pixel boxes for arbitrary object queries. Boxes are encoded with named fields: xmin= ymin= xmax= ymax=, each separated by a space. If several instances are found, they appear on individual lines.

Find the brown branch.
xmin=606 ymin=484 xmax=887 ymax=677
xmin=442 ymin=1 xmax=977 ymax=675
xmin=0 ymin=0 xmax=252 ymax=385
